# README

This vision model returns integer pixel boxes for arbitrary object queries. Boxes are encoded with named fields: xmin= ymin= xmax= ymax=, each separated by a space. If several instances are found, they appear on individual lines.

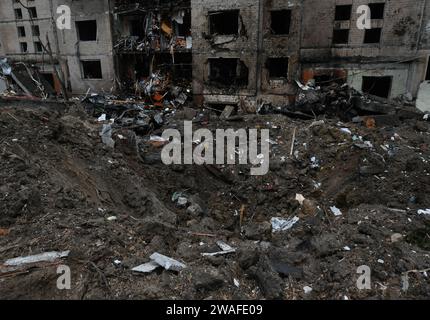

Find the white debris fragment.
xmin=113 ymin=260 xmax=122 ymax=266
xmin=343 ymin=246 xmax=351 ymax=251
xmin=149 ymin=253 xmax=186 ymax=272
xmin=216 ymin=241 xmax=234 ymax=252
xmin=330 ymin=206 xmax=343 ymax=217
xmin=340 ymin=128 xmax=352 ymax=135
xmin=271 ymin=216 xmax=300 ymax=233
xmin=295 ymin=194 xmax=306 ymax=205
xmin=177 ymin=197 xmax=188 ymax=206
xmin=234 ymin=278 xmax=240 ymax=288
xmin=303 ymin=286 xmax=313 ymax=294
xmin=4 ymin=251 xmax=70 ymax=266
xmin=202 ymin=241 xmax=236 ymax=257
xmin=98 ymin=114 xmax=107 ymax=122
xmin=107 ymin=216 xmax=117 ymax=221
xmin=378 ymin=259 xmax=385 ymax=264
xmin=132 ymin=261 xmax=160 ymax=273
xmin=417 ymin=209 xmax=430 ymax=215
xmin=310 ymin=156 xmax=320 ymax=169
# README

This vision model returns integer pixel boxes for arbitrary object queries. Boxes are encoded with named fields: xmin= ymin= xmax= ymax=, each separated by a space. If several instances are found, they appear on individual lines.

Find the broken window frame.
xmin=270 ymin=10 xmax=292 ymax=36
xmin=334 ymin=5 xmax=352 ymax=21
xmin=208 ymin=58 xmax=249 ymax=87
xmin=208 ymin=10 xmax=240 ymax=36
xmin=81 ymin=60 xmax=103 ymax=80
xmin=362 ymin=75 xmax=393 ymax=98
xmin=368 ymin=3 xmax=385 ymax=20
xmin=332 ymin=29 xmax=350 ymax=45
xmin=363 ymin=28 xmax=382 ymax=44
xmin=76 ymin=20 xmax=98 ymax=42
xmin=266 ymin=57 xmax=289 ymax=80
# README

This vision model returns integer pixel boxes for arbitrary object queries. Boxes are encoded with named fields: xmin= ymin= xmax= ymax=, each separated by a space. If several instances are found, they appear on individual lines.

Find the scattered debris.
xmin=3 ymin=251 xmax=70 ymax=267
xmin=271 ymin=217 xmax=300 ymax=233
xmin=330 ymin=206 xmax=343 ymax=217
xmin=303 ymin=286 xmax=313 ymax=294
xmin=417 ymin=209 xmax=430 ymax=216
xmin=132 ymin=261 xmax=160 ymax=273
xmin=202 ymin=241 xmax=236 ymax=256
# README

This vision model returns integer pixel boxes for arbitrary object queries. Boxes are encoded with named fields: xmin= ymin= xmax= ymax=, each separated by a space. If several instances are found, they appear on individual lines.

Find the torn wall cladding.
xmin=113 ymin=0 xmax=192 ymax=92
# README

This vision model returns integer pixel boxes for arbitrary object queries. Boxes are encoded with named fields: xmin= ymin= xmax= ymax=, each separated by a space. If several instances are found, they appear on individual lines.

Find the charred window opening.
xmin=270 ymin=10 xmax=291 ymax=35
xmin=177 ymin=11 xmax=192 ymax=37
xmin=335 ymin=5 xmax=352 ymax=21
xmin=266 ymin=58 xmax=289 ymax=79
xmin=362 ymin=76 xmax=392 ymax=98
xmin=41 ymin=73 xmax=55 ymax=90
xmin=209 ymin=58 xmax=248 ymax=87
xmin=130 ymin=18 xmax=146 ymax=38
xmin=333 ymin=29 xmax=349 ymax=44
xmin=82 ymin=60 xmax=103 ymax=79
xmin=369 ymin=3 xmax=385 ymax=19
xmin=155 ymin=52 xmax=192 ymax=81
xmin=364 ymin=28 xmax=382 ymax=43
xmin=209 ymin=10 xmax=239 ymax=36
xmin=76 ymin=20 xmax=98 ymax=41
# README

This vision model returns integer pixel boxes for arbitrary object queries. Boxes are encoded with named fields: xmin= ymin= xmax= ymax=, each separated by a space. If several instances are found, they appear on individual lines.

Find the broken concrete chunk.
xmin=132 ymin=261 xmax=160 ymax=273
xmin=4 ymin=250 xmax=70 ymax=266
xmin=149 ymin=252 xmax=186 ymax=272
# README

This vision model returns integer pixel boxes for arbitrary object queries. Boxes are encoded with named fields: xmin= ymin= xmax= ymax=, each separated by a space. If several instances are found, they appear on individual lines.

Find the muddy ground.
xmin=0 ymin=100 xmax=430 ymax=300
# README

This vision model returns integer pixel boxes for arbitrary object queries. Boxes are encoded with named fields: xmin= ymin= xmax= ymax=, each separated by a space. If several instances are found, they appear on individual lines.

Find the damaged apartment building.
xmin=112 ymin=0 xmax=192 ymax=95
xmin=0 ymin=0 xmax=115 ymax=97
xmin=192 ymin=0 xmax=430 ymax=111
xmin=301 ymin=0 xmax=430 ymax=105
xmin=1 ymin=0 xmax=430 ymax=109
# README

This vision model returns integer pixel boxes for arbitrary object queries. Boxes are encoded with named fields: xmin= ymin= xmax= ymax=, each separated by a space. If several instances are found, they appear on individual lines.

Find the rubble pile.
xmin=260 ymin=81 xmax=425 ymax=125
xmin=0 ymin=94 xmax=430 ymax=299
xmin=0 ymin=58 xmax=56 ymax=99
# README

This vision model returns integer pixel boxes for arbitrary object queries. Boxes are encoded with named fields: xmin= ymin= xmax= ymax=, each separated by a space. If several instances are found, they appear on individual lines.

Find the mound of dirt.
xmin=0 ymin=101 xmax=429 ymax=299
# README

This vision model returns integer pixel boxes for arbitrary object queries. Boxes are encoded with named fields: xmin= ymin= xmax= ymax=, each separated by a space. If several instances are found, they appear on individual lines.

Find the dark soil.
xmin=1 ymin=102 xmax=430 ymax=300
